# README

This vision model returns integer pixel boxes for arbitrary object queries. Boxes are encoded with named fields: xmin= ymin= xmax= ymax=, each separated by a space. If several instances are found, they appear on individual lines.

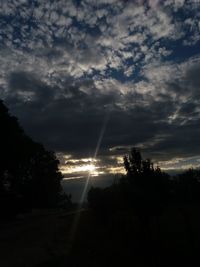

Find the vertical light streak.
xmin=67 ymin=110 xmax=110 ymax=253
xmin=80 ymin=111 xmax=110 ymax=204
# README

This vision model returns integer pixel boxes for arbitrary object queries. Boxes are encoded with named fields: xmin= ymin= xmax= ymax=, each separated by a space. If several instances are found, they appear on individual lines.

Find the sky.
xmin=1 ymin=0 xmax=200 ymax=179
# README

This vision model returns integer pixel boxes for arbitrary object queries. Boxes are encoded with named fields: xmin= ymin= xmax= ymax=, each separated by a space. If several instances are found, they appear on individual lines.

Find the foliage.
xmin=88 ymin=147 xmax=200 ymax=221
xmin=88 ymin=148 xmax=170 ymax=218
xmin=0 ymin=100 xmax=67 ymax=217
xmin=123 ymin=148 xmax=170 ymax=216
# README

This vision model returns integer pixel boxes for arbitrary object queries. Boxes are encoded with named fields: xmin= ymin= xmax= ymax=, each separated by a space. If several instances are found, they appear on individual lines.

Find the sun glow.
xmin=74 ymin=164 xmax=96 ymax=173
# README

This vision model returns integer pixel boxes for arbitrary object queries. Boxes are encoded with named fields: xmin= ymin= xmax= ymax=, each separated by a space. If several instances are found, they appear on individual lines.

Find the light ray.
xmin=67 ymin=110 xmax=110 ymax=253
xmin=79 ymin=111 xmax=110 ymax=203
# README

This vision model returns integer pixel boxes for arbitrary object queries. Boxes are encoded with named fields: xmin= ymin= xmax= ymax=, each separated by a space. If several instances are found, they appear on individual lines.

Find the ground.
xmin=0 ymin=205 xmax=200 ymax=267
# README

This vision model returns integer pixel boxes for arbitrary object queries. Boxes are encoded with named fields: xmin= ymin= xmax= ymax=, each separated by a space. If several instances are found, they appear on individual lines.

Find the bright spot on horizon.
xmin=74 ymin=164 xmax=96 ymax=173
xmin=74 ymin=164 xmax=102 ymax=177
xmin=59 ymin=157 xmax=106 ymax=178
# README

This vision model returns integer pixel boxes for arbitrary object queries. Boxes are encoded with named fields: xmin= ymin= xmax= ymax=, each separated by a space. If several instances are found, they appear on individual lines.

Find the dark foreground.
xmin=0 ymin=205 xmax=200 ymax=267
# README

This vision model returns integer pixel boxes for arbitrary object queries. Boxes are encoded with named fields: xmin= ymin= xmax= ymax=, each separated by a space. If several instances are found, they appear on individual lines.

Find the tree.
xmin=0 ymin=100 xmax=65 ymax=217
xmin=123 ymin=148 xmax=169 ymax=216
xmin=123 ymin=148 xmax=171 ymax=265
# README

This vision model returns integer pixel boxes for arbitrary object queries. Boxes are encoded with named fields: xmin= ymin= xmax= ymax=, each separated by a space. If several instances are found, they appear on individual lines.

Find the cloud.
xmin=0 ymin=0 xmax=200 ymax=172
xmin=0 ymin=0 xmax=198 ymax=79
xmin=4 ymin=56 xmax=200 ymax=158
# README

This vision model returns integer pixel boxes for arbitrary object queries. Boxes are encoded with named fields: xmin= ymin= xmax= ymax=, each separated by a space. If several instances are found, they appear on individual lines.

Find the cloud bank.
xmin=0 ymin=0 xmax=200 ymax=174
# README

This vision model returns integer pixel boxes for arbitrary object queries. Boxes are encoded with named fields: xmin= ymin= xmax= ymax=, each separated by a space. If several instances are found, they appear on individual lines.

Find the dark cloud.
xmin=8 ymin=71 xmax=56 ymax=104
xmin=4 ymin=59 xmax=200 ymax=168
xmin=0 ymin=1 xmax=200 ymax=171
xmin=185 ymin=62 xmax=200 ymax=89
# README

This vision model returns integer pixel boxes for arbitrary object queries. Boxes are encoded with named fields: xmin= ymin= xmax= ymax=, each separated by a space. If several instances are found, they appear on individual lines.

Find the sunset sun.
xmin=75 ymin=164 xmax=96 ymax=173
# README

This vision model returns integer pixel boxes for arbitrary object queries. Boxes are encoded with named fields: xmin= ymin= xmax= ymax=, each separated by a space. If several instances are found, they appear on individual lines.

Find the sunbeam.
xmin=80 ymin=111 xmax=110 ymax=204
xmin=67 ymin=111 xmax=111 ymax=252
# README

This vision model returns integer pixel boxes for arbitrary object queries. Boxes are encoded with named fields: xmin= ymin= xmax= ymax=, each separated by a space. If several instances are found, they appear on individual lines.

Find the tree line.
xmin=88 ymin=147 xmax=200 ymax=219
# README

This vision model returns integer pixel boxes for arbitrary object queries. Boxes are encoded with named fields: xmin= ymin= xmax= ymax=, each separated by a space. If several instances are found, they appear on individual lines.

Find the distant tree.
xmin=124 ymin=147 xmax=142 ymax=177
xmin=123 ymin=148 xmax=169 ymax=217
xmin=88 ymin=148 xmax=170 ymax=219
xmin=0 ymin=100 xmax=66 ymax=217
xmin=122 ymin=148 xmax=171 ymax=264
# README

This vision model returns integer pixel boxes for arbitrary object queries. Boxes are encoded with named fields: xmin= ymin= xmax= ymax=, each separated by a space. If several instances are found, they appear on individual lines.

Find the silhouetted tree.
xmin=123 ymin=148 xmax=169 ymax=217
xmin=88 ymin=148 xmax=169 ymax=219
xmin=0 ymin=100 xmax=66 ymax=217
xmin=87 ymin=148 xmax=200 ymax=266
xmin=122 ymin=148 xmax=171 ymax=265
